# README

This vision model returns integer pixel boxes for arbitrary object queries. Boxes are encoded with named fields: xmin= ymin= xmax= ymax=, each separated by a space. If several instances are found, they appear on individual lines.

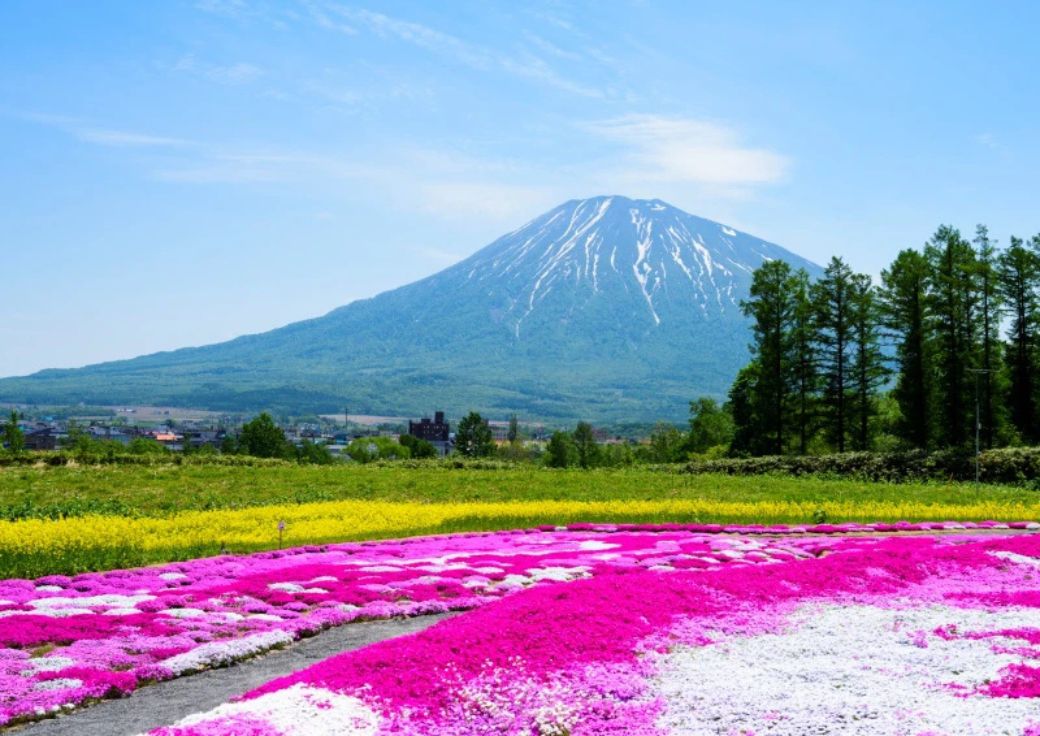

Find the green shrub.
xmin=683 ymin=447 xmax=1040 ymax=486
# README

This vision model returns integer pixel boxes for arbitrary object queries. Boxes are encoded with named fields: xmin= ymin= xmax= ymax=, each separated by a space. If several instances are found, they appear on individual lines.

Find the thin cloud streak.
xmin=75 ymin=129 xmax=197 ymax=148
xmin=173 ymin=54 xmax=264 ymax=85
xmin=313 ymin=3 xmax=609 ymax=98
xmin=588 ymin=114 xmax=789 ymax=185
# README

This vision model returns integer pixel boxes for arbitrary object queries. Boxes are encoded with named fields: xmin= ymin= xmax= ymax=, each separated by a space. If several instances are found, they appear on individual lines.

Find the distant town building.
xmin=408 ymin=411 xmax=451 ymax=456
xmin=24 ymin=428 xmax=58 ymax=451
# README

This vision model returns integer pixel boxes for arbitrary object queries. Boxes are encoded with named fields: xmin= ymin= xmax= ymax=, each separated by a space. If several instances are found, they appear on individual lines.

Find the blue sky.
xmin=2 ymin=0 xmax=1038 ymax=377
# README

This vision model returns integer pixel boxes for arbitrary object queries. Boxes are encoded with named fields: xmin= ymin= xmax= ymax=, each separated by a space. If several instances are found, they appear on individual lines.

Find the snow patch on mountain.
xmin=452 ymin=195 xmax=818 ymax=339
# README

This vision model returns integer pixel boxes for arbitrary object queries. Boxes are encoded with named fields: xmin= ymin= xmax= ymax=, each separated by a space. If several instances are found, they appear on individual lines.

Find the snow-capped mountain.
xmin=0 ymin=196 xmax=821 ymax=422
xmin=454 ymin=196 xmax=817 ymax=336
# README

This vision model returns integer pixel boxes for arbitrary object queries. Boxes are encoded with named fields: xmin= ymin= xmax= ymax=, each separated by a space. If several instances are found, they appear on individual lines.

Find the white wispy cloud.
xmin=310 ymin=3 xmax=607 ymax=98
xmin=76 ymin=129 xmax=196 ymax=148
xmin=417 ymin=181 xmax=554 ymax=222
xmin=174 ymin=54 xmax=263 ymax=84
xmin=587 ymin=114 xmax=789 ymax=185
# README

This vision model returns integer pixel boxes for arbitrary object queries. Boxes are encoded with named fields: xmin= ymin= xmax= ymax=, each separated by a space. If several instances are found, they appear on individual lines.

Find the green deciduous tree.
xmin=687 ymin=397 xmax=735 ymax=454
xmin=347 ymin=436 xmax=409 ymax=463
xmin=238 ymin=412 xmax=291 ymax=458
xmin=399 ymin=433 xmax=438 ymax=459
xmin=296 ymin=439 xmax=335 ymax=464
xmin=545 ymin=430 xmax=576 ymax=468
xmin=572 ymin=421 xmax=600 ymax=468
xmin=3 ymin=411 xmax=24 ymax=454
xmin=455 ymin=412 xmax=495 ymax=457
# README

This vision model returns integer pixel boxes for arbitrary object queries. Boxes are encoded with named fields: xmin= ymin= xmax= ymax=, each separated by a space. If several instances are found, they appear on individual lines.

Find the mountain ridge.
xmin=0 ymin=196 xmax=821 ymax=422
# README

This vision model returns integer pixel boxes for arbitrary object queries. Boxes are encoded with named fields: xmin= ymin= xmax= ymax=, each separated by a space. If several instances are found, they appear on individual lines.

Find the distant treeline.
xmin=728 ymin=224 xmax=1040 ymax=456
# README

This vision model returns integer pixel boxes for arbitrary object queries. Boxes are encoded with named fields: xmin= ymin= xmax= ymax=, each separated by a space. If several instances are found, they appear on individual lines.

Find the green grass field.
xmin=1 ymin=462 xmax=1039 ymax=578
xmin=1 ymin=461 xmax=1036 ymax=519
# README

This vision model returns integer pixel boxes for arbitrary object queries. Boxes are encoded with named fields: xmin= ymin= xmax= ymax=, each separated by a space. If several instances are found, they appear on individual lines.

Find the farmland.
xmin=1 ymin=462 xmax=1040 ymax=579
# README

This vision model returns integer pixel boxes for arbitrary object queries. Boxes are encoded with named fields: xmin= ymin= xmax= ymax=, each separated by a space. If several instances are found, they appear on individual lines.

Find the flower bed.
xmin=146 ymin=525 xmax=1040 ymax=736
xmin=1 ymin=520 xmax=1037 ymax=730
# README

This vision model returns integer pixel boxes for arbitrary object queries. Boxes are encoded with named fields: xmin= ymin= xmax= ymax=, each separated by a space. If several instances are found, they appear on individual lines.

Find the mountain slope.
xmin=0 ymin=196 xmax=821 ymax=422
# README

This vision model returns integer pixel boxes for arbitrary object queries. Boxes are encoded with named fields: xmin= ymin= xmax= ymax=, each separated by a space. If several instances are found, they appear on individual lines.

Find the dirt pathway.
xmin=12 ymin=614 xmax=453 ymax=736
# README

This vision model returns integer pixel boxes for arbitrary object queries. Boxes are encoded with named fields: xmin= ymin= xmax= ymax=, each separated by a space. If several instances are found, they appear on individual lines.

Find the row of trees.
xmin=733 ymin=225 xmax=1040 ymax=454
xmin=543 ymin=400 xmax=735 ymax=468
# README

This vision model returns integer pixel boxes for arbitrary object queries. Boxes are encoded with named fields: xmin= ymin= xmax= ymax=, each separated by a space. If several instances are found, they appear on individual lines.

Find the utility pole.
xmin=968 ymin=369 xmax=993 ymax=488
xmin=344 ymin=407 xmax=349 ymax=430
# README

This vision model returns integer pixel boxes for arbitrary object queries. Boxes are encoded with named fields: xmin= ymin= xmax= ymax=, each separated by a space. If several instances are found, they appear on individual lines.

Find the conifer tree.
xmin=848 ymin=273 xmax=887 ymax=450
xmin=879 ymin=249 xmax=933 ymax=448
xmin=997 ymin=236 xmax=1040 ymax=442
xmin=790 ymin=269 xmax=817 ymax=454
xmin=812 ymin=257 xmax=856 ymax=452
xmin=726 ymin=363 xmax=758 ymax=456
xmin=973 ymin=225 xmax=1004 ymax=447
xmin=740 ymin=260 xmax=800 ymax=454
xmin=924 ymin=226 xmax=979 ymax=447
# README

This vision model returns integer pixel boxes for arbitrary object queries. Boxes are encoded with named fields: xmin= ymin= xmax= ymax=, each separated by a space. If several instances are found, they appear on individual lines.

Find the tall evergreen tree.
xmin=726 ymin=363 xmax=758 ymax=456
xmin=997 ymin=236 xmax=1040 ymax=442
xmin=973 ymin=225 xmax=1004 ymax=447
xmin=924 ymin=226 xmax=978 ymax=447
xmin=790 ymin=270 xmax=818 ymax=454
xmin=879 ymin=249 xmax=933 ymax=448
xmin=812 ymin=257 xmax=856 ymax=452
xmin=848 ymin=273 xmax=887 ymax=450
xmin=740 ymin=260 xmax=799 ymax=454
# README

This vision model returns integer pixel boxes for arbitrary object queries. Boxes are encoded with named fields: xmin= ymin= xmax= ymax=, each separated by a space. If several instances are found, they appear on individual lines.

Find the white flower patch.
xmin=990 ymin=550 xmax=1040 ymax=568
xmin=160 ymin=607 xmax=208 ymax=619
xmin=527 ymin=566 xmax=590 ymax=582
xmin=29 ymin=593 xmax=155 ymax=610
xmin=159 ymin=572 xmax=188 ymax=581
xmin=147 ymin=683 xmax=380 ymax=736
xmin=33 ymin=678 xmax=82 ymax=692
xmin=35 ymin=585 xmax=64 ymax=592
xmin=265 ymin=581 xmax=328 ymax=594
xmin=577 ymin=540 xmax=619 ymax=552
xmin=159 ymin=630 xmax=294 ymax=675
xmin=0 ymin=607 xmax=93 ymax=618
xmin=269 ymin=582 xmax=306 ymax=593
xmin=656 ymin=603 xmax=1040 ymax=735
xmin=102 ymin=607 xmax=143 ymax=616
xmin=24 ymin=656 xmax=76 ymax=674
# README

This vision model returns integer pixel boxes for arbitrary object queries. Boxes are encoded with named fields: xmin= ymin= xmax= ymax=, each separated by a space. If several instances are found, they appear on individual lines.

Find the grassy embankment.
xmin=0 ymin=462 xmax=1037 ymax=578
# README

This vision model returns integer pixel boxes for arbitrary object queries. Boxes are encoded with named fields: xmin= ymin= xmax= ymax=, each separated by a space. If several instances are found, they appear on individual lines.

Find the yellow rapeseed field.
xmin=4 ymin=496 xmax=1040 ymax=578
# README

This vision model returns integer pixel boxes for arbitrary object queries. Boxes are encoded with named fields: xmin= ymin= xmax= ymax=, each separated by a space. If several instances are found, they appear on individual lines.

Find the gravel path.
xmin=12 ymin=614 xmax=454 ymax=736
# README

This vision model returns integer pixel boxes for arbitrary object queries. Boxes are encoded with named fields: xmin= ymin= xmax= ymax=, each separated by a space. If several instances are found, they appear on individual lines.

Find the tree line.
xmin=730 ymin=225 xmax=1040 ymax=455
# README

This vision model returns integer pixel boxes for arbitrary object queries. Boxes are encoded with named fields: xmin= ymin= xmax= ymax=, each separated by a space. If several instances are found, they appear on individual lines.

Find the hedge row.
xmin=0 ymin=452 xmax=292 ymax=468
xmin=684 ymin=447 xmax=1040 ymax=486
